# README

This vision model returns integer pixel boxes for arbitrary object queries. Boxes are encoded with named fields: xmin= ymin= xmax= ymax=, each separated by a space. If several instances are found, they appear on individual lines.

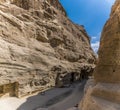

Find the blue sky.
xmin=59 ymin=0 xmax=115 ymax=53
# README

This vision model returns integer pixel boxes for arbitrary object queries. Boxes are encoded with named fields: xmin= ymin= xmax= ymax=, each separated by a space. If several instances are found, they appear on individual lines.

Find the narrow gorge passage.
xmin=0 ymin=0 xmax=96 ymax=110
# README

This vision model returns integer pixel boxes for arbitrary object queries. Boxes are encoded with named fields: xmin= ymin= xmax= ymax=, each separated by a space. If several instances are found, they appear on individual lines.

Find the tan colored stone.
xmin=80 ymin=0 xmax=120 ymax=110
xmin=0 ymin=0 xmax=95 ymax=97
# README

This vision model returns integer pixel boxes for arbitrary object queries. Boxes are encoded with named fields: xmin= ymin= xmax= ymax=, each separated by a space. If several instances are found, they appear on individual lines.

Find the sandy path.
xmin=0 ymin=97 xmax=26 ymax=110
xmin=36 ymin=81 xmax=86 ymax=110
xmin=0 ymin=81 xmax=85 ymax=110
xmin=0 ymin=87 xmax=72 ymax=110
xmin=48 ymin=81 xmax=85 ymax=110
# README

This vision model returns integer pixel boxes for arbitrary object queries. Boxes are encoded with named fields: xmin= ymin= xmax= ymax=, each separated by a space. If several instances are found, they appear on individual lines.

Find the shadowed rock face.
xmin=80 ymin=1 xmax=120 ymax=110
xmin=0 ymin=0 xmax=95 ymax=97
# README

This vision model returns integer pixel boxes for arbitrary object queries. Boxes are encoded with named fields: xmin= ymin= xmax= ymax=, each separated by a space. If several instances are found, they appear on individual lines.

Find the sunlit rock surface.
xmin=0 ymin=0 xmax=95 ymax=97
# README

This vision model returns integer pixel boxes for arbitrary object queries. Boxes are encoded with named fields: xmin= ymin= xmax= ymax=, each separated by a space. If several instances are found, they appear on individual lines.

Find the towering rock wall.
xmin=0 ymin=0 xmax=95 ymax=97
xmin=80 ymin=0 xmax=120 ymax=110
xmin=94 ymin=0 xmax=120 ymax=83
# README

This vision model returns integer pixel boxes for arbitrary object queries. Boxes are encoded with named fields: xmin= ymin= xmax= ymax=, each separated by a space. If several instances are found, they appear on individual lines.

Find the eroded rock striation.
xmin=80 ymin=0 xmax=120 ymax=110
xmin=0 ymin=0 xmax=95 ymax=97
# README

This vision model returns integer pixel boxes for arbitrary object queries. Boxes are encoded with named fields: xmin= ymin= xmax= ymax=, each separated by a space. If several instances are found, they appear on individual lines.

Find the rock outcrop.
xmin=0 ymin=0 xmax=95 ymax=97
xmin=80 ymin=0 xmax=120 ymax=110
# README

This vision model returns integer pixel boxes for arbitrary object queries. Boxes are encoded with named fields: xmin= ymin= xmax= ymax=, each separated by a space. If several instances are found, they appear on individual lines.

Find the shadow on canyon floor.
xmin=17 ymin=81 xmax=86 ymax=110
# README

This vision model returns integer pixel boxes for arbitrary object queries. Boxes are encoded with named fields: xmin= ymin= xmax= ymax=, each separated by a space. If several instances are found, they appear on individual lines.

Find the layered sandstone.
xmin=80 ymin=0 xmax=120 ymax=110
xmin=0 ymin=0 xmax=95 ymax=97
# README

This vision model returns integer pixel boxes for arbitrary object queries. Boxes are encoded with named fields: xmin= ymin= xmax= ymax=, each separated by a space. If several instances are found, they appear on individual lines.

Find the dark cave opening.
xmin=80 ymin=70 xmax=88 ymax=80
xmin=70 ymin=72 xmax=75 ymax=83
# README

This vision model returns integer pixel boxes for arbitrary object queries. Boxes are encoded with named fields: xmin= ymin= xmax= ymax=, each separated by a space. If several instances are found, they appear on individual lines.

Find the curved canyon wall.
xmin=0 ymin=0 xmax=96 ymax=97
xmin=80 ymin=0 xmax=120 ymax=110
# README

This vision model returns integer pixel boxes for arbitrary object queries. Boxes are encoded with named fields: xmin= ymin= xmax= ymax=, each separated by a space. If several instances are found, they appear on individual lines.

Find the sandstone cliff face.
xmin=0 ymin=0 xmax=95 ymax=97
xmin=80 ymin=0 xmax=120 ymax=110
